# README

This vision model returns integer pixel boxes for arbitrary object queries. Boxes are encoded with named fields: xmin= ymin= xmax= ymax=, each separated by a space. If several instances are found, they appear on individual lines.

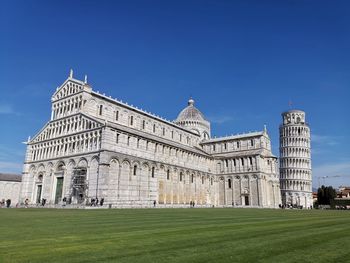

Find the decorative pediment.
xmin=52 ymin=70 xmax=91 ymax=102
xmin=30 ymin=113 xmax=104 ymax=143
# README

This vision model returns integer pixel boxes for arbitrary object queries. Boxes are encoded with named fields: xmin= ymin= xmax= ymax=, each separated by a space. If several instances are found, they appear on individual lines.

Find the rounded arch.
xmin=36 ymin=173 xmax=44 ymax=182
xmin=77 ymin=158 xmax=88 ymax=168
xmin=55 ymin=161 xmax=66 ymax=171
xmin=190 ymin=128 xmax=200 ymax=135
xmin=142 ymin=162 xmax=150 ymax=170
xmin=131 ymin=160 xmax=141 ymax=167
xmin=150 ymin=162 xmax=158 ymax=169
xmin=68 ymin=159 xmax=76 ymax=168
xmin=37 ymin=164 xmax=45 ymax=173
xmin=46 ymin=162 xmax=53 ymax=169
xmin=88 ymin=99 xmax=97 ymax=107
xmin=121 ymin=159 xmax=131 ymax=167
xmin=46 ymin=162 xmax=53 ymax=175
xmin=110 ymin=158 xmax=120 ymax=166
xmin=29 ymin=164 xmax=36 ymax=174
xmin=90 ymin=155 xmax=99 ymax=164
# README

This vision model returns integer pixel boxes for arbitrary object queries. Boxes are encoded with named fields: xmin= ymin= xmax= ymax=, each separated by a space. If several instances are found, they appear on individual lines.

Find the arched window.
xmin=202 ymin=176 xmax=204 ymax=184
xmin=191 ymin=174 xmax=194 ymax=183
xmin=225 ymin=159 xmax=229 ymax=167
xmin=99 ymin=105 xmax=103 ymax=115
xmin=237 ymin=141 xmax=240 ymax=148
xmin=180 ymin=172 xmax=183 ymax=182
xmin=153 ymin=124 xmax=156 ymax=133
xmin=142 ymin=120 xmax=145 ymax=129
xmin=115 ymin=110 xmax=119 ymax=121
xmin=249 ymin=157 xmax=253 ymax=165
xmin=167 ymin=169 xmax=170 ymax=180
xmin=133 ymin=165 xmax=137 ymax=176
xmin=228 ymin=179 xmax=232 ymax=189
xmin=38 ymin=174 xmax=43 ymax=182
xmin=130 ymin=116 xmax=134 ymax=126
xmin=241 ymin=158 xmax=244 ymax=166
xmin=151 ymin=167 xmax=155 ymax=178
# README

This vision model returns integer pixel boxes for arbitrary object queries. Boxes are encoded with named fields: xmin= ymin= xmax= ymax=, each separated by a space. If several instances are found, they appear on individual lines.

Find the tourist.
xmin=100 ymin=198 xmax=104 ymax=206
xmin=6 ymin=199 xmax=11 ymax=208
xmin=153 ymin=200 xmax=156 ymax=207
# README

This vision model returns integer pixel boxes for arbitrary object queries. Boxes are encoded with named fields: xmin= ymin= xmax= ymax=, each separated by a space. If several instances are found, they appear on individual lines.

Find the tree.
xmin=317 ymin=185 xmax=337 ymax=205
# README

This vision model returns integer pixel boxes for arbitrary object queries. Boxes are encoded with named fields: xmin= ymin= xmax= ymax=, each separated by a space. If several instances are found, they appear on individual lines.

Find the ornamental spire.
xmin=188 ymin=97 xmax=194 ymax=106
xmin=69 ymin=69 xmax=73 ymax=78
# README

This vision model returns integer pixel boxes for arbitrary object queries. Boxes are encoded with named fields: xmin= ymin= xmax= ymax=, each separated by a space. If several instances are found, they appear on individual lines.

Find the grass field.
xmin=0 ymin=208 xmax=349 ymax=263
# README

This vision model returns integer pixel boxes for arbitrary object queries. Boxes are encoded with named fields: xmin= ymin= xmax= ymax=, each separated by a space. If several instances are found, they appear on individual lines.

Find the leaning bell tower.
xmin=279 ymin=110 xmax=313 ymax=208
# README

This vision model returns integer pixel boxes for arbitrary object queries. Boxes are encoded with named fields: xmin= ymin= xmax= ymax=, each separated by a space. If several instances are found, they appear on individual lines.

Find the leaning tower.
xmin=279 ymin=110 xmax=312 ymax=208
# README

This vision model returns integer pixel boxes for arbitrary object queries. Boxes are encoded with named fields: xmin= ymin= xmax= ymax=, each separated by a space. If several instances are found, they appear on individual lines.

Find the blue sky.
xmin=1 ymin=0 xmax=349 ymax=188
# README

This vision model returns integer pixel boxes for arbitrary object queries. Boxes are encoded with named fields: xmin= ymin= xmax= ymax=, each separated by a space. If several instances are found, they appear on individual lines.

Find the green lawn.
xmin=0 ymin=208 xmax=349 ymax=263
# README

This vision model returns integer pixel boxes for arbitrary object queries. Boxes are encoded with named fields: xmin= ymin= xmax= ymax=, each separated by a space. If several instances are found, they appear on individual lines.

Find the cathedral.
xmin=20 ymin=70 xmax=284 ymax=208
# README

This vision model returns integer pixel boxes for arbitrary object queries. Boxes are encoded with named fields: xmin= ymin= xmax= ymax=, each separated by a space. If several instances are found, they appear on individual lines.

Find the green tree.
xmin=317 ymin=185 xmax=337 ymax=205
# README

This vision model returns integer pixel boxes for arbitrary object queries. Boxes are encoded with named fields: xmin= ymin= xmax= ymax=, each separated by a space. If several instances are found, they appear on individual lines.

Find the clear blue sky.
xmin=1 ymin=0 xmax=349 ymax=188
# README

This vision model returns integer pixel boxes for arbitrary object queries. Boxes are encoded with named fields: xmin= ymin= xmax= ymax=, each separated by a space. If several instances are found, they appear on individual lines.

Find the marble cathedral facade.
xmin=20 ymin=71 xmax=281 ymax=208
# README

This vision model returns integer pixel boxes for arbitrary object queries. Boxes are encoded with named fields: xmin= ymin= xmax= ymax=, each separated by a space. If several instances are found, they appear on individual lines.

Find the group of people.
xmin=90 ymin=198 xmax=104 ymax=207
xmin=278 ymin=204 xmax=312 ymax=209
xmin=0 ymin=199 xmax=11 ymax=208
xmin=190 ymin=201 xmax=196 ymax=208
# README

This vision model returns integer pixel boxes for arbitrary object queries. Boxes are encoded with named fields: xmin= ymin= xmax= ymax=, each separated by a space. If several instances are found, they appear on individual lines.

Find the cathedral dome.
xmin=175 ymin=99 xmax=206 ymax=122
xmin=174 ymin=98 xmax=211 ymax=140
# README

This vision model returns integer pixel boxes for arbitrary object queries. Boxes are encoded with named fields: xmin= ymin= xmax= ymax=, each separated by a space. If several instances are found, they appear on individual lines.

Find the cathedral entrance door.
xmin=244 ymin=195 xmax=249 ymax=206
xmin=36 ymin=185 xmax=42 ymax=204
xmin=55 ymin=177 xmax=64 ymax=204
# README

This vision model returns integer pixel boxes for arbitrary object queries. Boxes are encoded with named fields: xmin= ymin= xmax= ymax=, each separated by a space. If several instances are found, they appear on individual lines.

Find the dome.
xmin=175 ymin=98 xmax=206 ymax=122
xmin=174 ymin=98 xmax=211 ymax=140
